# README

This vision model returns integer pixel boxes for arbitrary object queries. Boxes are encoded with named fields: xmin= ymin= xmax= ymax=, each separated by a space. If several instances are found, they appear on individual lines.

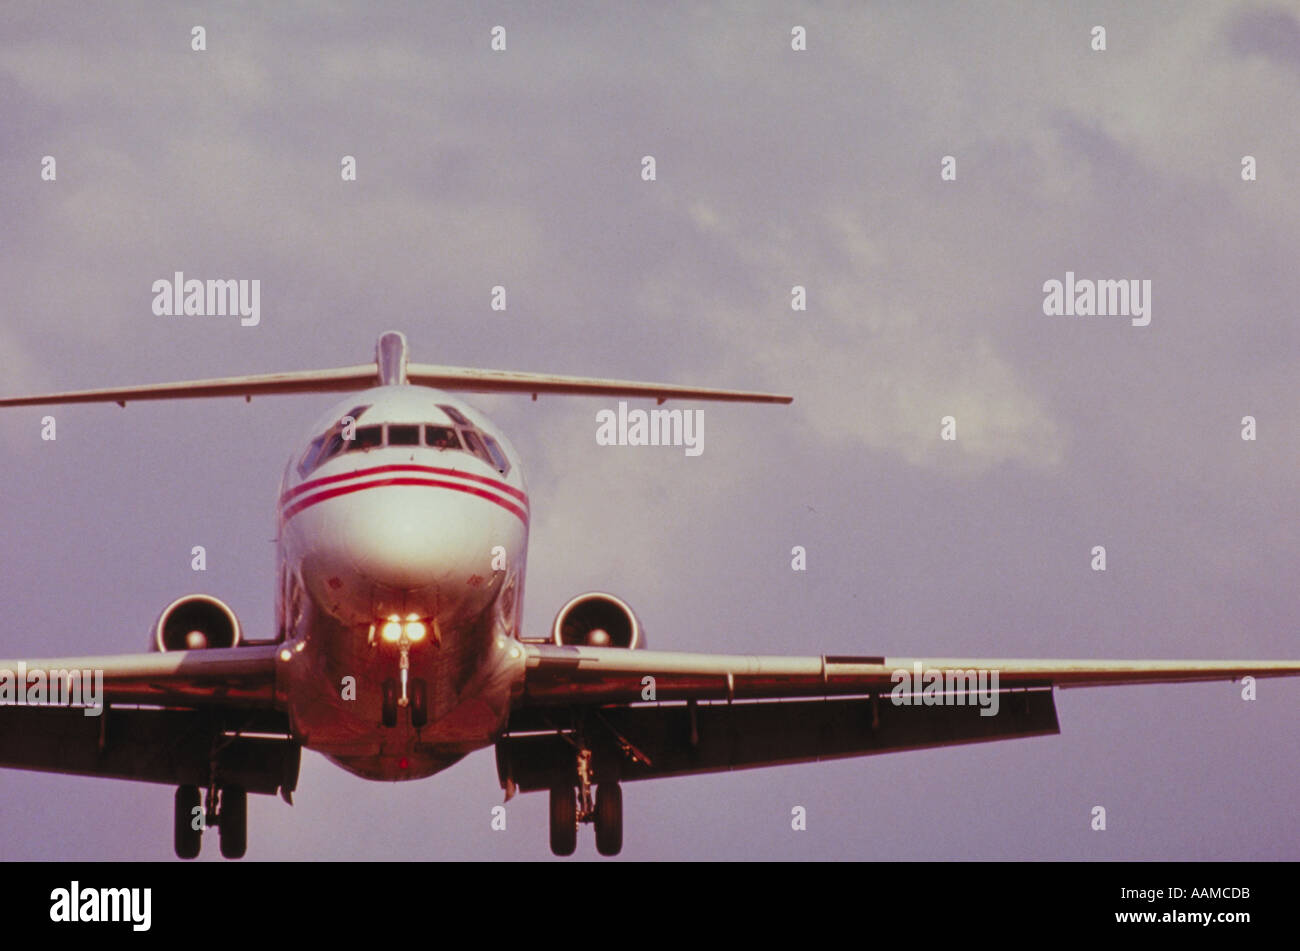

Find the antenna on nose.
xmin=376 ymin=331 xmax=409 ymax=385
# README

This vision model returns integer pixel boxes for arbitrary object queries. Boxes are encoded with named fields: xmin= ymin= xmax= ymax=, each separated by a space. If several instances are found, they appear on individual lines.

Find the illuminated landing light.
xmin=294 ymin=641 xmax=306 ymax=653
xmin=404 ymin=620 xmax=427 ymax=642
xmin=381 ymin=615 xmax=403 ymax=643
xmin=279 ymin=648 xmax=292 ymax=662
xmin=508 ymin=646 xmax=521 ymax=659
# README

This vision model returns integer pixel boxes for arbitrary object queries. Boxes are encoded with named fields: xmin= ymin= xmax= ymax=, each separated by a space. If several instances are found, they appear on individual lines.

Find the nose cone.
xmin=342 ymin=490 xmax=479 ymax=589
xmin=294 ymin=481 xmax=526 ymax=622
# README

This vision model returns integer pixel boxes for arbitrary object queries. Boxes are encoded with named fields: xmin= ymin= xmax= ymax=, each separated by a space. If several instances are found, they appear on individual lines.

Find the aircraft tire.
xmin=410 ymin=679 xmax=428 ymax=728
xmin=174 ymin=785 xmax=202 ymax=859
xmin=594 ymin=782 xmax=623 ymax=856
xmin=218 ymin=785 xmax=247 ymax=859
xmin=549 ymin=784 xmax=577 ymax=856
xmin=381 ymin=679 xmax=398 ymax=728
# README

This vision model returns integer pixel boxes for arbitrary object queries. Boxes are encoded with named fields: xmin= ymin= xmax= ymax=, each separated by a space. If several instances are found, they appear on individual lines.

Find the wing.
xmin=0 ymin=646 xmax=299 ymax=799
xmin=517 ymin=646 xmax=1300 ymax=703
xmin=495 ymin=646 xmax=1300 ymax=793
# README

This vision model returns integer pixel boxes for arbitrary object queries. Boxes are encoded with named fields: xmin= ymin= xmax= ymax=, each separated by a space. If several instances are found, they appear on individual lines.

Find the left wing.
xmin=496 ymin=646 xmax=1300 ymax=792
xmin=517 ymin=645 xmax=1300 ymax=705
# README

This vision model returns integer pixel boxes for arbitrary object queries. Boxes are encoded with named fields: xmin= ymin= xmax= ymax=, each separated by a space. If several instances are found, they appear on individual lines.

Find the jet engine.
xmin=551 ymin=592 xmax=645 ymax=649
xmin=151 ymin=594 xmax=243 ymax=652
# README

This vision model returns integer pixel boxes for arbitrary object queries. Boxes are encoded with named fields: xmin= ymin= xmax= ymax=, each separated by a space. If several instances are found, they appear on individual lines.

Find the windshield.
xmin=297 ymin=411 xmax=510 ymax=477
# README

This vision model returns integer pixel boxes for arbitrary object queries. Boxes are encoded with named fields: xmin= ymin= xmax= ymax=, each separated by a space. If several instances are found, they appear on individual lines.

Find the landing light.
xmin=380 ymin=614 xmax=427 ymax=643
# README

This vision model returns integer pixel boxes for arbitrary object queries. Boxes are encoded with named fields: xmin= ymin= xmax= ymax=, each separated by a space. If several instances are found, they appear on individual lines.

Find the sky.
xmin=0 ymin=1 xmax=1296 ymax=860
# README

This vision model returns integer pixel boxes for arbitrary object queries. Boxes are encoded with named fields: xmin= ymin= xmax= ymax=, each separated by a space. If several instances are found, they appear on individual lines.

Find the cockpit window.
xmin=298 ymin=407 xmax=514 ymax=480
xmin=347 ymin=425 xmax=383 ymax=451
xmin=439 ymin=404 xmax=470 ymax=426
xmin=425 ymin=425 xmax=461 ymax=450
xmin=319 ymin=431 xmax=348 ymax=463
xmin=482 ymin=435 xmax=510 ymax=475
xmin=298 ymin=434 xmax=326 ymax=477
xmin=297 ymin=405 xmax=373 ymax=477
xmin=388 ymin=424 xmax=420 ymax=446
xmin=460 ymin=430 xmax=493 ymax=467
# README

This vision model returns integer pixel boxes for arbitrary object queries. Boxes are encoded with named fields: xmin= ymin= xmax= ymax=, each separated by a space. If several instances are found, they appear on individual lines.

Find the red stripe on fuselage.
xmin=281 ymin=462 xmax=527 ymax=506
xmin=280 ymin=476 xmax=529 ymax=525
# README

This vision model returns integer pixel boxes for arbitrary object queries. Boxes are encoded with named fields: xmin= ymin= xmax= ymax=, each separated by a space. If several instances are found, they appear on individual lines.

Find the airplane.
xmin=1 ymin=330 xmax=1297 ymax=859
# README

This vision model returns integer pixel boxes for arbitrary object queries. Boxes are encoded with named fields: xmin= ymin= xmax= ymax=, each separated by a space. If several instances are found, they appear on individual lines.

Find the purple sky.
xmin=1 ymin=2 xmax=1297 ymax=860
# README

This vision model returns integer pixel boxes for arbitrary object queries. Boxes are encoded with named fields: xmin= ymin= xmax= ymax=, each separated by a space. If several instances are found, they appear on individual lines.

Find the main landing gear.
xmin=549 ymin=748 xmax=623 ymax=857
xmin=173 ymin=782 xmax=247 ymax=859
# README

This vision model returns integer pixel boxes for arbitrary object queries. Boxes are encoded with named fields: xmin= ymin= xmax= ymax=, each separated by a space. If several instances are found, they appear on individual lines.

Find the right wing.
xmin=0 ymin=646 xmax=298 ymax=799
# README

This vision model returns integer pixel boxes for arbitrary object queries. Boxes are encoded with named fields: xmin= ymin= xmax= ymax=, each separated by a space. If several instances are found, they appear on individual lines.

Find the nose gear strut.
xmin=380 ymin=628 xmax=430 ymax=729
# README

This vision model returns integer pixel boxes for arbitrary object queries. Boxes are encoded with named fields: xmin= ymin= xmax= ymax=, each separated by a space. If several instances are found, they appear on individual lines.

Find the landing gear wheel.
xmin=381 ymin=678 xmax=398 ymax=728
xmin=410 ymin=678 xmax=428 ymax=728
xmin=549 ymin=784 xmax=577 ymax=857
xmin=594 ymin=782 xmax=623 ymax=856
xmin=174 ymin=785 xmax=201 ymax=859
xmin=218 ymin=785 xmax=247 ymax=859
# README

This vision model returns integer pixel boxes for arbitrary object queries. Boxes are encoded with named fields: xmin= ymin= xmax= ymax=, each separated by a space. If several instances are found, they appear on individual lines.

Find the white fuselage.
xmin=273 ymin=386 xmax=529 ymax=780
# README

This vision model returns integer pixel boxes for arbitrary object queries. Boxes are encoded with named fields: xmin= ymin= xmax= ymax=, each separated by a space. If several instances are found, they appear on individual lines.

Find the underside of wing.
xmin=0 ymin=646 xmax=297 ymax=796
xmin=499 ymin=691 xmax=1061 ymax=792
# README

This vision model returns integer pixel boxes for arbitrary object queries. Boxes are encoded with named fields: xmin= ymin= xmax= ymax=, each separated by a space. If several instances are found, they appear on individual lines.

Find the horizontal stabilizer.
xmin=0 ymin=364 xmax=790 ymax=407
xmin=406 ymin=363 xmax=791 ymax=403
xmin=0 ymin=365 xmax=379 ymax=407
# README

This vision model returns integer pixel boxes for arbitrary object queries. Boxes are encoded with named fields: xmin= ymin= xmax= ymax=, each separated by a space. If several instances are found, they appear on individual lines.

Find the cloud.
xmin=1227 ymin=5 xmax=1300 ymax=75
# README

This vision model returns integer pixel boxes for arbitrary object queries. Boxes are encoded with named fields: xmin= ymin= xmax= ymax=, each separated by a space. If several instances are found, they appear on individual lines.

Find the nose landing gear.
xmin=380 ymin=676 xmax=428 ymax=728
xmin=380 ymin=631 xmax=429 ymax=728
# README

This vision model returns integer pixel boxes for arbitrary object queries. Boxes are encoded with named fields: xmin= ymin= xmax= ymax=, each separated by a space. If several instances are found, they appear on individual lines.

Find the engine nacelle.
xmin=551 ymin=592 xmax=645 ymax=649
xmin=151 ymin=594 xmax=242 ymax=652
